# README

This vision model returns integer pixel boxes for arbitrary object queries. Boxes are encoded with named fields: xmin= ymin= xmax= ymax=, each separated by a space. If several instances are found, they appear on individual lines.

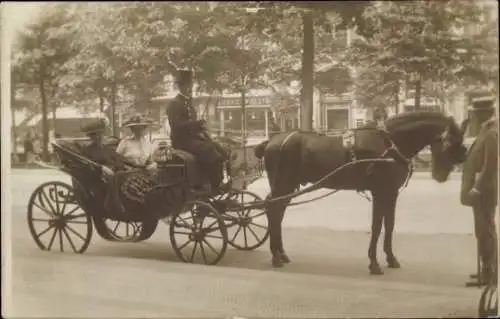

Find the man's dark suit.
xmin=461 ymin=118 xmax=498 ymax=281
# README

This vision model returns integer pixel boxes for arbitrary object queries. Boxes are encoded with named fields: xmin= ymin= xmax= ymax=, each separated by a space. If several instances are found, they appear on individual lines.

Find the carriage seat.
xmin=169 ymin=149 xmax=207 ymax=187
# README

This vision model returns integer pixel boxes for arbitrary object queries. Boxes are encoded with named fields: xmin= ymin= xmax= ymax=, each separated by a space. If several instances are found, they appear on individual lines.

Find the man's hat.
xmin=122 ymin=114 xmax=155 ymax=128
xmin=81 ymin=118 xmax=107 ymax=135
xmin=469 ymin=95 xmax=496 ymax=112
xmin=174 ymin=68 xmax=193 ymax=85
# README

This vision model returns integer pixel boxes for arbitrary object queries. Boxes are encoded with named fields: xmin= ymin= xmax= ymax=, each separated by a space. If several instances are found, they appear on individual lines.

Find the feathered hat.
xmin=122 ymin=114 xmax=155 ymax=128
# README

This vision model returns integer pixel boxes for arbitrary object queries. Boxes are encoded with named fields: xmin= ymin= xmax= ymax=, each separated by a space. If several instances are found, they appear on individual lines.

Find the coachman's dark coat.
xmin=166 ymin=93 xmax=226 ymax=186
xmin=460 ymin=117 xmax=498 ymax=281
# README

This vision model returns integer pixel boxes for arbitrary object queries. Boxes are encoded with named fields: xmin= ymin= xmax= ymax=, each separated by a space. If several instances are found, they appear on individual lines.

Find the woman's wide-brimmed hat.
xmin=122 ymin=114 xmax=155 ymax=128
xmin=81 ymin=118 xmax=108 ymax=135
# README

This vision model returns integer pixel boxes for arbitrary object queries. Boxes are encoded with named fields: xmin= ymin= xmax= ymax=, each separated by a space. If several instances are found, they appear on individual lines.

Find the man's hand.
xmin=146 ymin=162 xmax=157 ymax=170
xmin=101 ymin=165 xmax=114 ymax=177
xmin=468 ymin=187 xmax=481 ymax=202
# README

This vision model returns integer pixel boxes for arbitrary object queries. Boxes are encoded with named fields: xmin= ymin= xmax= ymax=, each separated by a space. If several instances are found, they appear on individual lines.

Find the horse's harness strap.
xmin=280 ymin=131 xmax=299 ymax=152
xmin=364 ymin=127 xmax=414 ymax=191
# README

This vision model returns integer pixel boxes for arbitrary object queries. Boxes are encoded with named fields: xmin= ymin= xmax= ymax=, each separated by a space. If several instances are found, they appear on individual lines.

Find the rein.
xmin=244 ymin=157 xmax=396 ymax=210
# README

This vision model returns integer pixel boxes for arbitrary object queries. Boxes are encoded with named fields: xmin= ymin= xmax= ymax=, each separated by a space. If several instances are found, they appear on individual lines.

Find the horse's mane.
xmin=385 ymin=111 xmax=453 ymax=133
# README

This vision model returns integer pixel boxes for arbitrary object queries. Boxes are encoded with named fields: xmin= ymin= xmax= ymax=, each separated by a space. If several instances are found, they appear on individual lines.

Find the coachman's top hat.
xmin=121 ymin=114 xmax=155 ymax=128
xmin=81 ymin=118 xmax=108 ymax=135
xmin=174 ymin=68 xmax=193 ymax=86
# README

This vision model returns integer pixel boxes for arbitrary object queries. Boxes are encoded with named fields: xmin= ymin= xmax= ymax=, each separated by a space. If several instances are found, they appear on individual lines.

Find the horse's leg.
xmin=266 ymin=195 xmax=292 ymax=268
xmin=368 ymin=191 xmax=385 ymax=275
xmin=265 ymin=198 xmax=282 ymax=267
xmin=383 ymin=190 xmax=401 ymax=269
xmin=277 ymin=198 xmax=292 ymax=264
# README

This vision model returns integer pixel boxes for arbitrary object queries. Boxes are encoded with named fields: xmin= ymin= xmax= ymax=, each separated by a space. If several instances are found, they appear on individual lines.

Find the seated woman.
xmin=116 ymin=115 xmax=156 ymax=168
xmin=79 ymin=118 xmax=156 ymax=208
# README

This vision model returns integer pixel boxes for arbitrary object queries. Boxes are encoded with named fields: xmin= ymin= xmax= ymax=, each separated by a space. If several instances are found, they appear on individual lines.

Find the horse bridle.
xmin=374 ymin=124 xmax=414 ymax=190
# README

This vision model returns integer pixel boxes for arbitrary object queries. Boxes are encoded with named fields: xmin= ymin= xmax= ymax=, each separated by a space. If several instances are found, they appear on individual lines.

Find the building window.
xmin=326 ymin=109 xmax=349 ymax=130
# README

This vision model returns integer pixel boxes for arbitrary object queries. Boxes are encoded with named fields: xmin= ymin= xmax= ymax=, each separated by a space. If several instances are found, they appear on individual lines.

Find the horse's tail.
xmin=254 ymin=140 xmax=269 ymax=159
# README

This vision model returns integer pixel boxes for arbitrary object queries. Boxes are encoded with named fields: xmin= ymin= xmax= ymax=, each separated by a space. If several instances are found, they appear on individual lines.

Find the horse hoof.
xmin=387 ymin=258 xmax=401 ymax=269
xmin=369 ymin=264 xmax=384 ymax=275
xmin=272 ymin=257 xmax=284 ymax=268
xmin=280 ymin=253 xmax=291 ymax=264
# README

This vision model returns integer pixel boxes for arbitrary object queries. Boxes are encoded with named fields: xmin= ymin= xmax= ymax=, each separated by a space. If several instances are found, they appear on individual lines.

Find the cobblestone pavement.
xmin=3 ymin=169 xmax=487 ymax=318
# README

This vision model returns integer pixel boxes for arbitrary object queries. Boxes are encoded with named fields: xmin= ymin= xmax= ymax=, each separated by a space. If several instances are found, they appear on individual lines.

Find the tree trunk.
xmin=49 ymin=85 xmax=58 ymax=135
xmin=110 ymin=82 xmax=118 ymax=137
xmin=414 ymin=75 xmax=422 ymax=110
xmin=38 ymin=77 xmax=49 ymax=161
xmin=51 ymin=102 xmax=57 ymax=135
xmin=99 ymin=87 xmax=105 ymax=113
xmin=241 ymin=88 xmax=247 ymax=170
xmin=11 ymin=73 xmax=17 ymax=154
xmin=300 ymin=10 xmax=314 ymax=131
xmin=394 ymin=81 xmax=400 ymax=115
xmin=241 ymin=88 xmax=246 ymax=146
xmin=204 ymin=94 xmax=213 ymax=134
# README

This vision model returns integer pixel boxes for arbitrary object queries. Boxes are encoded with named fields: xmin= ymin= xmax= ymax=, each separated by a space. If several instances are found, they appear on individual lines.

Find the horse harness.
xmin=277 ymin=128 xmax=414 ymax=197
xmin=340 ymin=124 xmax=414 ymax=193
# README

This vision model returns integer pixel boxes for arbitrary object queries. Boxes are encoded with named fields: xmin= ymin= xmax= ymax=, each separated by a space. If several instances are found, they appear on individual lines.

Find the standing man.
xmin=461 ymin=95 xmax=498 ymax=285
xmin=166 ymin=68 xmax=229 ymax=192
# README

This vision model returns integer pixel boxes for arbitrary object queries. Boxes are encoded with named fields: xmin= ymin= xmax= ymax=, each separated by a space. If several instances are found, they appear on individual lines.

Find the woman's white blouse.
xmin=116 ymin=136 xmax=153 ymax=166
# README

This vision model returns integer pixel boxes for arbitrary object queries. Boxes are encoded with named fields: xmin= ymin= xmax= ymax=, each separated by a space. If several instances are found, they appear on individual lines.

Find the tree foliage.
xmin=12 ymin=3 xmax=80 ymax=159
xmin=346 ymin=0 xmax=498 ymax=111
xmin=12 ymin=1 xmax=497 ymax=152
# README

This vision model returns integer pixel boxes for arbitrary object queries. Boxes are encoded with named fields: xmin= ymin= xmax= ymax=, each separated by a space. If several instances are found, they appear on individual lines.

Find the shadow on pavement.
xmin=84 ymin=227 xmax=476 ymax=291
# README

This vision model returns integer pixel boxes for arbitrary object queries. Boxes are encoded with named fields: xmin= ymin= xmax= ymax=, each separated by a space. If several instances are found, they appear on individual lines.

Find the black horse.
xmin=254 ymin=111 xmax=468 ymax=275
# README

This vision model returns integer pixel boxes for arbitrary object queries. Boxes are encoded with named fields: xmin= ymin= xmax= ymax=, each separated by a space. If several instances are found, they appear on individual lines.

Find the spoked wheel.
xmin=27 ymin=181 xmax=93 ymax=253
xmin=93 ymin=217 xmax=158 ymax=242
xmin=170 ymin=200 xmax=228 ymax=265
xmin=216 ymin=189 xmax=269 ymax=251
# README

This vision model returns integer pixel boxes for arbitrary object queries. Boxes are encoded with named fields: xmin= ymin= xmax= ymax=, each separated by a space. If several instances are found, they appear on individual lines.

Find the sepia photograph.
xmin=1 ymin=1 xmax=499 ymax=318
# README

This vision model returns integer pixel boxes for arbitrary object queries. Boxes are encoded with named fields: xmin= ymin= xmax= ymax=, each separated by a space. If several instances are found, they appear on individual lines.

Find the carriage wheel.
xmin=27 ymin=181 xmax=93 ymax=253
xmin=170 ymin=200 xmax=228 ymax=265
xmin=219 ymin=189 xmax=269 ymax=251
xmin=93 ymin=217 xmax=158 ymax=242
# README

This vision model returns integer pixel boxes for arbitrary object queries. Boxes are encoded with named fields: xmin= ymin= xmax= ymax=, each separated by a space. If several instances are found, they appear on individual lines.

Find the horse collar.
xmin=377 ymin=126 xmax=411 ymax=165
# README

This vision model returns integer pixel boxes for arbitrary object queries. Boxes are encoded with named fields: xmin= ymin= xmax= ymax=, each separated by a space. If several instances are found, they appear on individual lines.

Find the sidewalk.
xmin=10 ymin=227 xmax=480 ymax=318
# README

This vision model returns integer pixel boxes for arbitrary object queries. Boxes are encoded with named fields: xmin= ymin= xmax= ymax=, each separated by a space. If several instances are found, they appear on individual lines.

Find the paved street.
xmin=4 ymin=169 xmax=489 ymax=317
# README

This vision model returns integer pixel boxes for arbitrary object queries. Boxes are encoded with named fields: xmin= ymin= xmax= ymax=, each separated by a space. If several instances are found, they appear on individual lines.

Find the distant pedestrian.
xmin=23 ymin=132 xmax=34 ymax=167
xmin=460 ymin=95 xmax=498 ymax=285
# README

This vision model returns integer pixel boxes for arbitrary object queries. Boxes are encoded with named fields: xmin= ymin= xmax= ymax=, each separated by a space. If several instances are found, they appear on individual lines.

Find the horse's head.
xmin=429 ymin=116 xmax=467 ymax=183
xmin=386 ymin=112 xmax=467 ymax=183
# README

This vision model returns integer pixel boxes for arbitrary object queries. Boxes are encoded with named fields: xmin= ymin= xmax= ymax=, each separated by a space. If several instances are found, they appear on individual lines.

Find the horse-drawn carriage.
xmin=27 ymin=136 xmax=269 ymax=265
